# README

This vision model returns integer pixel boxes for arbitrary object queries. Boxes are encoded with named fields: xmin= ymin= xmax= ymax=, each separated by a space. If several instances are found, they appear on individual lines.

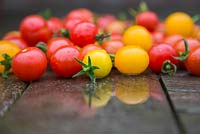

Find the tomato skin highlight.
xmin=50 ymin=46 xmax=82 ymax=78
xmin=20 ymin=15 xmax=51 ymax=46
xmin=47 ymin=37 xmax=74 ymax=59
xmin=185 ymin=47 xmax=200 ymax=76
xmin=70 ymin=22 xmax=98 ymax=47
xmin=12 ymin=47 xmax=47 ymax=81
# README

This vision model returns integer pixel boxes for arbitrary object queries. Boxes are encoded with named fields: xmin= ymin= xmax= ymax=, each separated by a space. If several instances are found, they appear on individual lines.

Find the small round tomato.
xmin=12 ymin=47 xmax=47 ymax=81
xmin=97 ymin=14 xmax=116 ymax=30
xmin=47 ymin=37 xmax=74 ymax=59
xmin=0 ymin=40 xmax=21 ymax=73
xmin=50 ymin=46 xmax=82 ymax=78
xmin=136 ymin=11 xmax=159 ymax=32
xmin=122 ymin=25 xmax=152 ymax=51
xmin=110 ymin=33 xmax=122 ymax=41
xmin=47 ymin=17 xmax=64 ymax=35
xmin=65 ymin=8 xmax=94 ymax=22
xmin=115 ymin=46 xmax=149 ymax=75
xmin=3 ymin=31 xmax=21 ymax=40
xmin=155 ymin=22 xmax=165 ymax=32
xmin=83 ymin=50 xmax=112 ymax=78
xmin=5 ymin=38 xmax=28 ymax=49
xmin=163 ymin=34 xmax=183 ymax=47
xmin=105 ymin=20 xmax=126 ymax=35
xmin=20 ymin=15 xmax=51 ymax=46
xmin=64 ymin=18 xmax=84 ymax=32
xmin=173 ymin=38 xmax=200 ymax=54
xmin=102 ymin=40 xmax=124 ymax=54
xmin=151 ymin=31 xmax=165 ymax=45
xmin=185 ymin=47 xmax=200 ymax=76
xmin=70 ymin=22 xmax=98 ymax=47
xmin=148 ymin=44 xmax=179 ymax=73
xmin=79 ymin=44 xmax=103 ymax=60
xmin=165 ymin=12 xmax=194 ymax=37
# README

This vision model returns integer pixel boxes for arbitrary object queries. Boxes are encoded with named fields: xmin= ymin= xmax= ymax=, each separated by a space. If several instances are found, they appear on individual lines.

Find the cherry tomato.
xmin=163 ymin=34 xmax=183 ymax=47
xmin=65 ymin=8 xmax=94 ymax=22
xmin=70 ymin=22 xmax=98 ymax=47
xmin=191 ymin=25 xmax=200 ymax=41
xmin=64 ymin=18 xmax=84 ymax=32
xmin=151 ymin=31 xmax=165 ymax=45
xmin=47 ymin=17 xmax=64 ymax=35
xmin=79 ymin=44 xmax=103 ymax=60
xmin=20 ymin=15 xmax=51 ymax=46
xmin=12 ymin=47 xmax=47 ymax=81
xmin=5 ymin=38 xmax=28 ymax=50
xmin=105 ymin=20 xmax=126 ymax=35
xmin=155 ymin=22 xmax=165 ymax=32
xmin=148 ymin=44 xmax=179 ymax=73
xmin=136 ymin=11 xmax=159 ymax=32
xmin=122 ymin=25 xmax=152 ymax=51
xmin=115 ymin=46 xmax=149 ymax=75
xmin=3 ymin=31 xmax=21 ymax=40
xmin=173 ymin=38 xmax=200 ymax=54
xmin=102 ymin=40 xmax=124 ymax=54
xmin=97 ymin=14 xmax=116 ymax=30
xmin=83 ymin=50 xmax=112 ymax=78
xmin=185 ymin=47 xmax=200 ymax=76
xmin=165 ymin=12 xmax=194 ymax=37
xmin=50 ymin=46 xmax=82 ymax=78
xmin=110 ymin=33 xmax=122 ymax=41
xmin=0 ymin=40 xmax=21 ymax=73
xmin=47 ymin=37 xmax=74 ymax=59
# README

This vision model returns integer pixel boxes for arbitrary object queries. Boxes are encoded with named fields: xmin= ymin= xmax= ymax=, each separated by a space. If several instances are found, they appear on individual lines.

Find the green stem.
xmin=0 ymin=53 xmax=13 ymax=79
xmin=96 ymin=33 xmax=110 ymax=44
xmin=161 ymin=60 xmax=177 ymax=76
xmin=173 ymin=39 xmax=189 ymax=62
xmin=39 ymin=8 xmax=52 ymax=20
xmin=36 ymin=42 xmax=47 ymax=54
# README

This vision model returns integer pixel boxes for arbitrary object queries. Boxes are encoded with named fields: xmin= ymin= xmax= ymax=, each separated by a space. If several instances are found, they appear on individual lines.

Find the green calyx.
xmin=173 ymin=39 xmax=189 ymax=62
xmin=36 ymin=42 xmax=47 ymax=54
xmin=161 ymin=60 xmax=177 ymax=76
xmin=96 ymin=33 xmax=110 ymax=44
xmin=128 ymin=1 xmax=149 ymax=16
xmin=73 ymin=56 xmax=99 ymax=84
xmin=39 ymin=8 xmax=52 ymax=20
xmin=52 ymin=29 xmax=70 ymax=38
xmin=0 ymin=53 xmax=13 ymax=79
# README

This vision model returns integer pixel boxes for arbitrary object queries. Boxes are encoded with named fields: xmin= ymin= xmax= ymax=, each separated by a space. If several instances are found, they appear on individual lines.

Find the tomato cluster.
xmin=0 ymin=3 xmax=200 ymax=82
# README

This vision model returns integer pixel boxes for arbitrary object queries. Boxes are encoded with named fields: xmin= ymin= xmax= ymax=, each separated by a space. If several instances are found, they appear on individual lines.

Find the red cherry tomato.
xmin=50 ymin=46 xmax=82 ymax=78
xmin=20 ymin=15 xmax=51 ymax=46
xmin=79 ymin=44 xmax=103 ymax=60
xmin=151 ymin=31 xmax=165 ymax=45
xmin=47 ymin=17 xmax=64 ymax=35
xmin=97 ymin=14 xmax=116 ymax=30
xmin=148 ymin=44 xmax=179 ymax=73
xmin=12 ymin=47 xmax=47 ymax=81
xmin=5 ymin=38 xmax=28 ymax=49
xmin=154 ymin=22 xmax=165 ymax=32
xmin=136 ymin=11 xmax=159 ymax=32
xmin=185 ymin=47 xmax=200 ymax=76
xmin=102 ymin=40 xmax=124 ymax=54
xmin=3 ymin=31 xmax=21 ymax=40
xmin=163 ymin=34 xmax=183 ymax=47
xmin=65 ymin=8 xmax=93 ymax=22
xmin=174 ymin=38 xmax=200 ymax=54
xmin=47 ymin=37 xmax=74 ymax=59
xmin=70 ymin=22 xmax=98 ymax=47
xmin=64 ymin=18 xmax=84 ymax=32
xmin=110 ymin=33 xmax=122 ymax=41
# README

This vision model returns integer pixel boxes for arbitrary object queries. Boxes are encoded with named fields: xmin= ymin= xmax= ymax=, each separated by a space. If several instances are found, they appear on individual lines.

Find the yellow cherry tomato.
xmin=122 ymin=25 xmax=152 ymax=51
xmin=115 ymin=46 xmax=149 ymax=75
xmin=115 ymin=76 xmax=149 ymax=105
xmin=0 ymin=40 xmax=21 ymax=73
xmin=165 ymin=12 xmax=194 ymax=37
xmin=83 ymin=49 xmax=112 ymax=78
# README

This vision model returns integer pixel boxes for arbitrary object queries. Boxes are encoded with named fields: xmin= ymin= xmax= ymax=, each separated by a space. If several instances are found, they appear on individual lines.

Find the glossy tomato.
xmin=110 ymin=33 xmax=122 ymax=41
xmin=47 ymin=37 xmax=74 ymax=59
xmin=3 ymin=31 xmax=21 ymax=40
xmin=163 ymin=34 xmax=183 ymax=47
xmin=136 ymin=11 xmax=159 ymax=32
xmin=115 ymin=46 xmax=149 ymax=75
xmin=97 ymin=14 xmax=116 ymax=30
xmin=64 ymin=18 xmax=84 ymax=32
xmin=12 ymin=47 xmax=47 ymax=81
xmin=50 ymin=46 xmax=82 ymax=78
xmin=47 ymin=17 xmax=64 ymax=35
xmin=70 ymin=22 xmax=98 ymax=47
xmin=79 ymin=44 xmax=103 ymax=60
xmin=5 ymin=38 xmax=28 ymax=49
xmin=151 ymin=31 xmax=165 ymax=45
xmin=185 ymin=47 xmax=200 ymax=76
xmin=65 ymin=8 xmax=94 ymax=22
xmin=105 ymin=20 xmax=126 ymax=35
xmin=102 ymin=40 xmax=124 ymax=54
xmin=148 ymin=43 xmax=179 ymax=73
xmin=20 ymin=15 xmax=51 ymax=46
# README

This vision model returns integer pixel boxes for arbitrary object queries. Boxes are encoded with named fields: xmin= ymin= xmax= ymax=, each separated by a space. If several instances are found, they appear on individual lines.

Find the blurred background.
xmin=0 ymin=0 xmax=200 ymax=37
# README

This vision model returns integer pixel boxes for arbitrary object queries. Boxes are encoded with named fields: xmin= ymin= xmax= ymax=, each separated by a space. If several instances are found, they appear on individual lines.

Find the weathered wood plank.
xmin=0 ymin=75 xmax=28 ymax=117
xmin=0 ymin=70 xmax=179 ymax=134
xmin=161 ymin=71 xmax=200 ymax=134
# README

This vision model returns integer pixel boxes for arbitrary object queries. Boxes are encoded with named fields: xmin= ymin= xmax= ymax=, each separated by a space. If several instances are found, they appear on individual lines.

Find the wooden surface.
xmin=0 ymin=70 xmax=199 ymax=134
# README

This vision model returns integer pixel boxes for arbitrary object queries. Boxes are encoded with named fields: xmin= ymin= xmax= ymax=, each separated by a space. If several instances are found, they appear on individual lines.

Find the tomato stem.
xmin=109 ymin=54 xmax=115 ymax=66
xmin=36 ymin=42 xmax=47 ymax=54
xmin=192 ymin=14 xmax=200 ymax=23
xmin=161 ymin=60 xmax=177 ymax=76
xmin=173 ymin=39 xmax=189 ymax=62
xmin=39 ymin=8 xmax=52 ymax=20
xmin=0 ymin=53 xmax=13 ymax=79
xmin=128 ymin=1 xmax=149 ymax=17
xmin=52 ymin=29 xmax=70 ymax=38
xmin=96 ymin=33 xmax=110 ymax=44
